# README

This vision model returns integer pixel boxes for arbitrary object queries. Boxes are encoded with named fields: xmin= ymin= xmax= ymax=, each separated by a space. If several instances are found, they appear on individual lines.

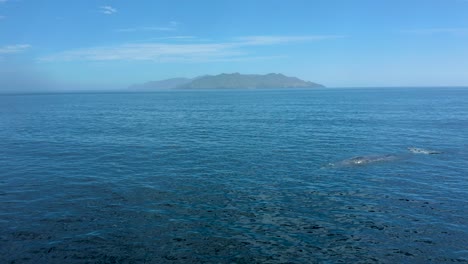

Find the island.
xmin=129 ymin=73 xmax=324 ymax=90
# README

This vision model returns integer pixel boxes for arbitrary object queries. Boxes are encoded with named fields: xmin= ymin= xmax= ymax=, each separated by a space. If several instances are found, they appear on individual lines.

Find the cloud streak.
xmin=39 ymin=43 xmax=243 ymax=62
xmin=236 ymin=35 xmax=344 ymax=45
xmin=0 ymin=44 xmax=31 ymax=54
xmin=100 ymin=6 xmax=117 ymax=15
xmin=153 ymin=36 xmax=195 ymax=40
xmin=116 ymin=26 xmax=176 ymax=32
xmin=39 ymin=35 xmax=342 ymax=63
xmin=116 ymin=21 xmax=179 ymax=32
xmin=402 ymin=28 xmax=468 ymax=36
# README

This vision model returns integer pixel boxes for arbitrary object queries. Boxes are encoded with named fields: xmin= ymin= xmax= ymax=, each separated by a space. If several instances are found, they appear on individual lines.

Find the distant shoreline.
xmin=2 ymin=86 xmax=468 ymax=96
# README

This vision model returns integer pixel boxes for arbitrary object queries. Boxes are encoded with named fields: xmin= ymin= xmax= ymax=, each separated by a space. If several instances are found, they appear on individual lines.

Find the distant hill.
xmin=129 ymin=73 xmax=324 ymax=90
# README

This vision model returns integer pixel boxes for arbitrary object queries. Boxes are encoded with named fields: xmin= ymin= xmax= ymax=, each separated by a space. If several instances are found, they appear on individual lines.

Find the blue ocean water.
xmin=0 ymin=88 xmax=467 ymax=263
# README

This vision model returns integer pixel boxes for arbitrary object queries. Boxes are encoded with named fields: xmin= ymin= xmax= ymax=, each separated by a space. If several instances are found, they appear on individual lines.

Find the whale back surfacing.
xmin=407 ymin=147 xmax=442 ymax=155
xmin=329 ymin=147 xmax=442 ymax=168
xmin=333 ymin=154 xmax=398 ymax=167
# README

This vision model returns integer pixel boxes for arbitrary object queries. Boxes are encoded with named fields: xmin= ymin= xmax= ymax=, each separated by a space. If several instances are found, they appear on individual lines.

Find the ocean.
xmin=1 ymin=88 xmax=467 ymax=263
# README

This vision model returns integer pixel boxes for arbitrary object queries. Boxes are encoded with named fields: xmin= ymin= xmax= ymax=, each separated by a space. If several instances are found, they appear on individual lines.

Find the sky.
xmin=1 ymin=0 xmax=468 ymax=91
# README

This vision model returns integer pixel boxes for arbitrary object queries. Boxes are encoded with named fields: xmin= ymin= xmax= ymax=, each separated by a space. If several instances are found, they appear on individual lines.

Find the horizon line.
xmin=2 ymin=86 xmax=468 ymax=96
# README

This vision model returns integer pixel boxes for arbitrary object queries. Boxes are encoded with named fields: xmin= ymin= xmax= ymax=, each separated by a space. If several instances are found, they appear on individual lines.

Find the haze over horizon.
xmin=1 ymin=0 xmax=468 ymax=91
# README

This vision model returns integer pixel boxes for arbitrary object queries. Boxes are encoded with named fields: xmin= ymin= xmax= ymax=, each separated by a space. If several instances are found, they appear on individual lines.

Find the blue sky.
xmin=1 ymin=0 xmax=468 ymax=90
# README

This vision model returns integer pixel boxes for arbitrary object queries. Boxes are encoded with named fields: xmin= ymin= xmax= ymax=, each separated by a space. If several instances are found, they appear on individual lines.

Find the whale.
xmin=329 ymin=147 xmax=442 ymax=168
xmin=407 ymin=147 xmax=442 ymax=155
xmin=330 ymin=154 xmax=398 ymax=167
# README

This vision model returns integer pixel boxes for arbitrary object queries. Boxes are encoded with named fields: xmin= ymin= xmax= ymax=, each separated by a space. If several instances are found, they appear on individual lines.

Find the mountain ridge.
xmin=129 ymin=73 xmax=324 ymax=90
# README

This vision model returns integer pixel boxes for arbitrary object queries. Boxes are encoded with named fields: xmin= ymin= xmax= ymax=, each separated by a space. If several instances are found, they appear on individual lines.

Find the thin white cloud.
xmin=39 ymin=43 xmax=242 ymax=62
xmin=100 ymin=6 xmax=117 ymax=15
xmin=0 ymin=0 xmax=8 ymax=3
xmin=0 ymin=15 xmax=5 ymax=20
xmin=141 ymin=36 xmax=217 ymax=44
xmin=237 ymin=35 xmax=345 ymax=45
xmin=152 ymin=36 xmax=195 ymax=40
xmin=0 ymin=44 xmax=31 ymax=54
xmin=402 ymin=28 xmax=468 ymax=36
xmin=116 ymin=21 xmax=179 ymax=32
xmin=38 ymin=35 xmax=342 ymax=62
xmin=197 ymin=55 xmax=289 ymax=63
xmin=116 ymin=26 xmax=175 ymax=32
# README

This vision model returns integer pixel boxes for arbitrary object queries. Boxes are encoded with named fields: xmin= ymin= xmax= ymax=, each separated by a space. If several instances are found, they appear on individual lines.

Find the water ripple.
xmin=1 ymin=89 xmax=468 ymax=263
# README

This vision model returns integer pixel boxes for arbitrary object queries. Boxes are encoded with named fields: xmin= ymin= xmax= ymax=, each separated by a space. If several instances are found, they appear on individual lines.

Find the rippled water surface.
xmin=1 ymin=88 xmax=467 ymax=263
